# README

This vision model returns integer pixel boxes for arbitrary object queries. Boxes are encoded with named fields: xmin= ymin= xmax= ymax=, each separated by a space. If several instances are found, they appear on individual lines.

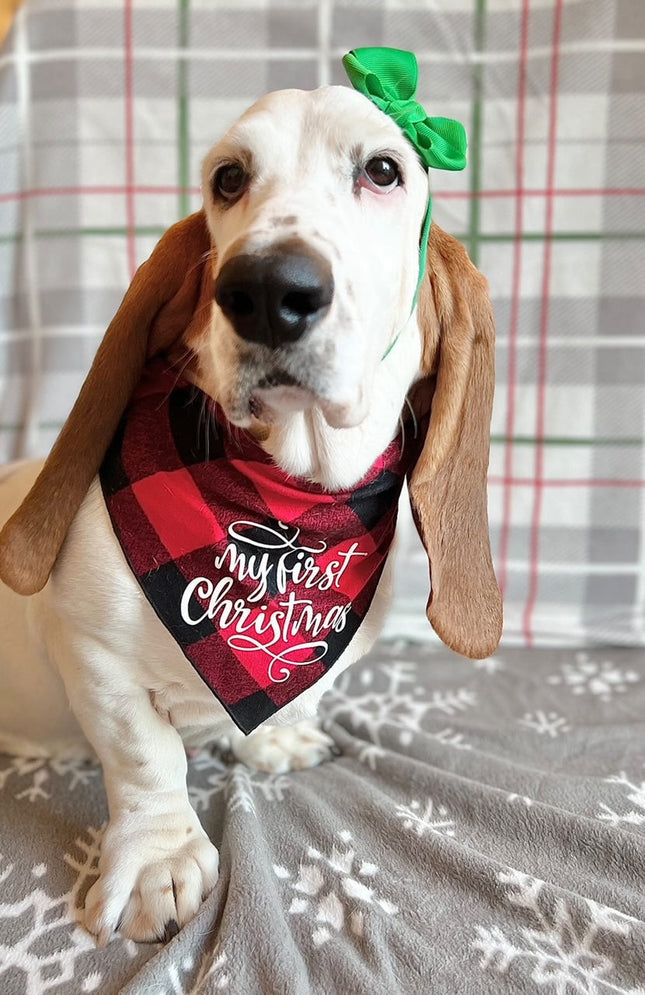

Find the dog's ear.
xmin=0 ymin=209 xmax=212 ymax=595
xmin=408 ymin=223 xmax=502 ymax=658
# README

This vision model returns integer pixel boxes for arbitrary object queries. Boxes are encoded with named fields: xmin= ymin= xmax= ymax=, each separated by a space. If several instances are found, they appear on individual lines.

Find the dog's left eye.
xmin=363 ymin=157 xmax=400 ymax=190
xmin=213 ymin=164 xmax=248 ymax=201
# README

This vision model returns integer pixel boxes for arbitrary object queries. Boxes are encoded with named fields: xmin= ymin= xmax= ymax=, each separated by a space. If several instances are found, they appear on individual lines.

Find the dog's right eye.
xmin=212 ymin=164 xmax=248 ymax=201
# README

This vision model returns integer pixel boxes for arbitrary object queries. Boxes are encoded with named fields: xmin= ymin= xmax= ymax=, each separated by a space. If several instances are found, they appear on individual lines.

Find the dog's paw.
xmin=229 ymin=718 xmax=337 ymax=773
xmin=85 ymin=813 xmax=219 ymax=945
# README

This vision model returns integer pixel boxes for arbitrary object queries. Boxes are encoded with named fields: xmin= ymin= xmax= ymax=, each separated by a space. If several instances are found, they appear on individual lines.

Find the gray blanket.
xmin=1 ymin=643 xmax=644 ymax=994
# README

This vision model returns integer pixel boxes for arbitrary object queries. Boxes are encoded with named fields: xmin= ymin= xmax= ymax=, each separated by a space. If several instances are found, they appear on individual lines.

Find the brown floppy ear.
xmin=408 ymin=223 xmax=503 ymax=658
xmin=0 ymin=209 xmax=212 ymax=595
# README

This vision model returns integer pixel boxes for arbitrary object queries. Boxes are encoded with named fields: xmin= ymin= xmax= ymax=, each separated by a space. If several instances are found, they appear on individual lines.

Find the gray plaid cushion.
xmin=1 ymin=0 xmax=644 ymax=648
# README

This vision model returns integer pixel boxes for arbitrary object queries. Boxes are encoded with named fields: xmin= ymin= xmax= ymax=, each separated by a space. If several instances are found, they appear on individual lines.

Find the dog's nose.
xmin=214 ymin=246 xmax=334 ymax=348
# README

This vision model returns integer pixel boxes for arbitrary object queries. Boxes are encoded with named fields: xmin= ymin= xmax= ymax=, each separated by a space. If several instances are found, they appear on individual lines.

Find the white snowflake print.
xmin=598 ymin=769 xmax=645 ymax=828
xmin=273 ymin=830 xmax=397 ymax=948
xmin=187 ymin=749 xmax=290 ymax=815
xmin=507 ymin=794 xmax=534 ymax=807
xmin=353 ymin=726 xmax=471 ymax=770
xmin=472 ymin=655 xmax=505 ymax=675
xmin=0 ymin=753 xmax=98 ymax=802
xmin=395 ymin=797 xmax=455 ymax=837
xmin=187 ymin=750 xmax=230 ymax=811
xmin=548 ymin=652 xmax=639 ymax=702
xmin=472 ymin=868 xmax=643 ymax=994
xmin=0 ymin=827 xmax=126 ymax=995
xmin=517 ymin=711 xmax=571 ymax=738
xmin=431 ymin=727 xmax=472 ymax=751
xmin=228 ymin=763 xmax=290 ymax=816
xmin=166 ymin=945 xmax=230 ymax=994
xmin=324 ymin=660 xmax=475 ymax=756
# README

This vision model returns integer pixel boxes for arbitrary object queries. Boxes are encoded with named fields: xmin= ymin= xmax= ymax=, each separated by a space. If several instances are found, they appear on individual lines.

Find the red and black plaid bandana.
xmin=100 ymin=359 xmax=419 ymax=734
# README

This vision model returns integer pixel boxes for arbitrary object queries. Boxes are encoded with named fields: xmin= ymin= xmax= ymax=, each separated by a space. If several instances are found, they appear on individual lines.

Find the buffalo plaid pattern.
xmin=99 ymin=360 xmax=415 ymax=732
xmin=2 ymin=0 xmax=644 ymax=649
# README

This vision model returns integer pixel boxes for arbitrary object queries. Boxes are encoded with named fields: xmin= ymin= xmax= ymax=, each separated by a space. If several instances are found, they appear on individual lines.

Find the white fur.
xmin=0 ymin=86 xmax=427 ymax=944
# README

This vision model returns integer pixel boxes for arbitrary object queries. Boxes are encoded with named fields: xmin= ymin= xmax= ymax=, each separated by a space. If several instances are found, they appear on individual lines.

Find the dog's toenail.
xmin=163 ymin=919 xmax=180 ymax=943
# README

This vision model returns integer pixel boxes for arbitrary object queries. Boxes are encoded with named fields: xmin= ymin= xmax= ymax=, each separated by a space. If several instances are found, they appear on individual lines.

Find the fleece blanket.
xmin=1 ymin=641 xmax=644 ymax=994
xmin=3 ymin=0 xmax=645 ymax=651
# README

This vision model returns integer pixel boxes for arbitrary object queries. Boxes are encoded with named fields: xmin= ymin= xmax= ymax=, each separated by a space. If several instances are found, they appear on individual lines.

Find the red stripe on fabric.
xmin=314 ymin=536 xmax=381 ymax=602
xmin=132 ymin=469 xmax=227 ymax=557
xmin=2 ymin=186 xmax=643 ymax=205
xmin=436 ymin=187 xmax=645 ymax=200
xmin=523 ymin=0 xmax=564 ymax=646
xmin=266 ymin=653 xmax=328 ymax=707
xmin=188 ymin=633 xmax=268 ymax=701
xmin=0 ymin=186 xmax=201 ymax=204
xmin=107 ymin=485 xmax=175 ymax=574
xmin=490 ymin=477 xmax=645 ymax=488
xmin=499 ymin=0 xmax=531 ymax=598
xmin=228 ymin=459 xmax=336 ymax=522
xmin=212 ymin=637 xmax=281 ymax=693
xmin=124 ymin=0 xmax=137 ymax=278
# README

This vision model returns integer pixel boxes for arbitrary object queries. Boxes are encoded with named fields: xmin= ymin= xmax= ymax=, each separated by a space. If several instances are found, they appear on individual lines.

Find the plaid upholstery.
xmin=1 ymin=1 xmax=644 ymax=648
xmin=100 ymin=360 xmax=414 ymax=732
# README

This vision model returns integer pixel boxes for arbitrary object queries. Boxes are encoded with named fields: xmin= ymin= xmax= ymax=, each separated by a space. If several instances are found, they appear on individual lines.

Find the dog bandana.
xmin=100 ymin=359 xmax=420 ymax=734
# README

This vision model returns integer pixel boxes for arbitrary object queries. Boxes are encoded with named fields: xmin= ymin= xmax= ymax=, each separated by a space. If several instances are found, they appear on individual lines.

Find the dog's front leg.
xmin=55 ymin=644 xmax=219 ymax=945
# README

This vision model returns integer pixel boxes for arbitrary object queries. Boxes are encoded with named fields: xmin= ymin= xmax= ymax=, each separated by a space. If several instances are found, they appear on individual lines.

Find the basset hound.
xmin=0 ymin=80 xmax=502 ymax=944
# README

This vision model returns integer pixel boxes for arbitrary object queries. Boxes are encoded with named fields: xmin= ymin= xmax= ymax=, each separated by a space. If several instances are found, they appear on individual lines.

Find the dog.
xmin=0 ymin=83 xmax=502 ymax=944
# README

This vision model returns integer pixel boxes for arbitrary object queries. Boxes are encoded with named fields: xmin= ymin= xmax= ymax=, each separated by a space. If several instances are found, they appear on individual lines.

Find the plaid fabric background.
xmin=0 ymin=0 xmax=643 ymax=648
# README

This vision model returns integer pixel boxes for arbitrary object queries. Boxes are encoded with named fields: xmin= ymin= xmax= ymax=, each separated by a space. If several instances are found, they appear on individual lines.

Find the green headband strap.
xmin=342 ymin=47 xmax=467 ymax=356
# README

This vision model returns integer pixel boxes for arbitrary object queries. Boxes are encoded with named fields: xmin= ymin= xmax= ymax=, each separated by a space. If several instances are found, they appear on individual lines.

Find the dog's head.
xmin=196 ymin=86 xmax=429 ymax=431
xmin=0 ymin=84 xmax=502 ymax=658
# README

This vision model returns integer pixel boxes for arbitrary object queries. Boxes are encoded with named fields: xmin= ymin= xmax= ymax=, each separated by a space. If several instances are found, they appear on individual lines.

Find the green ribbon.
xmin=342 ymin=47 xmax=467 ymax=356
xmin=342 ymin=48 xmax=467 ymax=173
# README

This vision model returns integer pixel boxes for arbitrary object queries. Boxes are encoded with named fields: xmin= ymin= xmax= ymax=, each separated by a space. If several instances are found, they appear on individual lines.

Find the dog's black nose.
xmin=214 ymin=244 xmax=333 ymax=348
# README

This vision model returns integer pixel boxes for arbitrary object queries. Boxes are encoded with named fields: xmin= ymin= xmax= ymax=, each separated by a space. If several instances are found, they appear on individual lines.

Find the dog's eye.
xmin=363 ymin=157 xmax=400 ymax=190
xmin=213 ymin=164 xmax=248 ymax=201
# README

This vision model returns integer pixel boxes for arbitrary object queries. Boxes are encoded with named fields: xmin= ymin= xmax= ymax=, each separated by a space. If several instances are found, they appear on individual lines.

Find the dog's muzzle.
xmin=214 ymin=240 xmax=334 ymax=349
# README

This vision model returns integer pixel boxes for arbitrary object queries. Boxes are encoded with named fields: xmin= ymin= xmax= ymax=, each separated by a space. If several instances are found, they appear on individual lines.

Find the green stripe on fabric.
xmin=0 ymin=422 xmax=65 ymax=432
xmin=467 ymin=0 xmax=486 ymax=267
xmin=491 ymin=435 xmax=643 ymax=446
xmin=178 ymin=0 xmax=190 ymax=218
xmin=478 ymin=231 xmax=645 ymax=242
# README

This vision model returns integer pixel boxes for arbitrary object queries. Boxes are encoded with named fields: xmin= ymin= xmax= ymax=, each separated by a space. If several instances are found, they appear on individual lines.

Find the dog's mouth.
xmin=248 ymin=370 xmax=315 ymax=422
xmin=246 ymin=375 xmax=367 ymax=430
xmin=256 ymin=371 xmax=300 ymax=390
xmin=222 ymin=347 xmax=368 ymax=430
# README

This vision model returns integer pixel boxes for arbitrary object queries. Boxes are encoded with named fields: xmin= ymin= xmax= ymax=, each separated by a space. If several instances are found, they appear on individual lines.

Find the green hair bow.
xmin=342 ymin=47 xmax=467 ymax=350
xmin=342 ymin=47 xmax=467 ymax=173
